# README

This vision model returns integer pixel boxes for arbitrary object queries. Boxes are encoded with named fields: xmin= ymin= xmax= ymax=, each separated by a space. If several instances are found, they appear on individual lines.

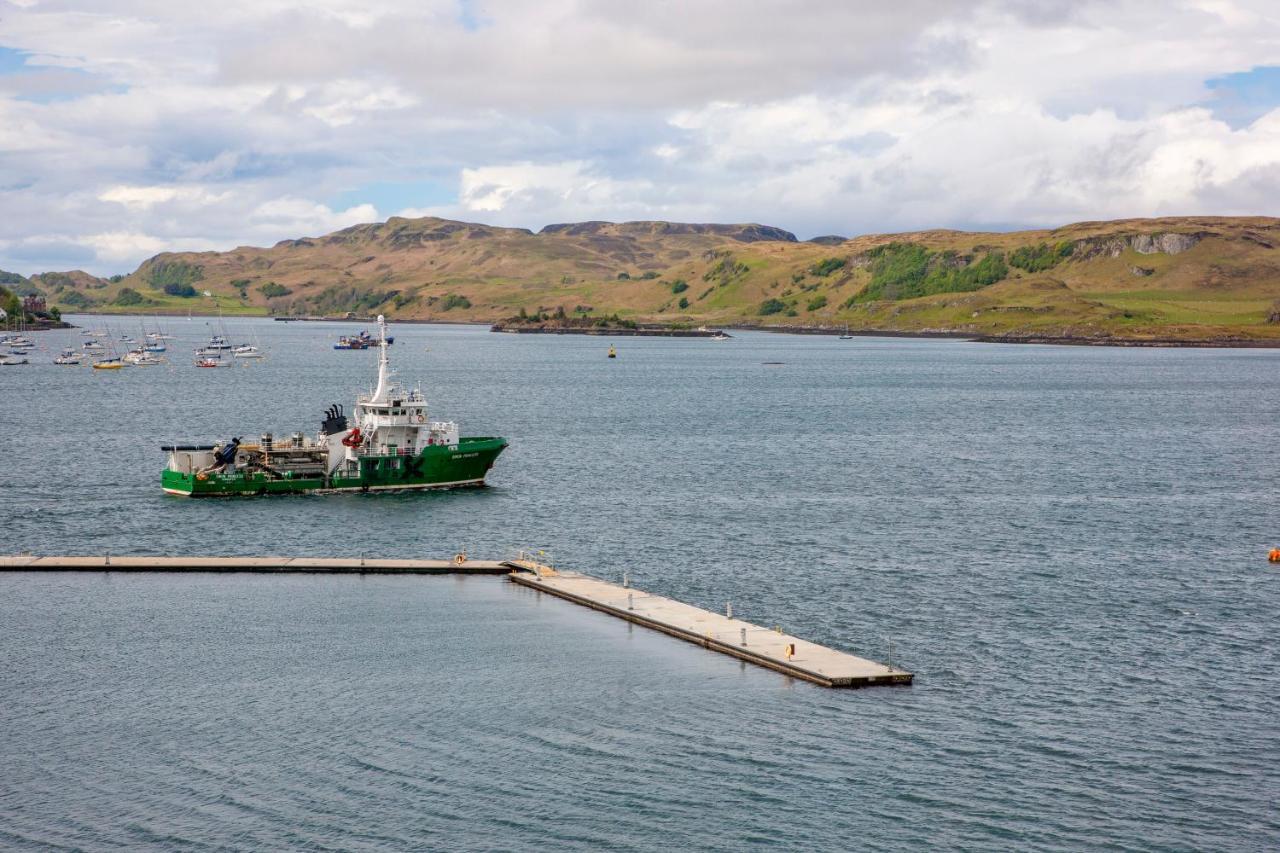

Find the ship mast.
xmin=370 ymin=314 xmax=391 ymax=403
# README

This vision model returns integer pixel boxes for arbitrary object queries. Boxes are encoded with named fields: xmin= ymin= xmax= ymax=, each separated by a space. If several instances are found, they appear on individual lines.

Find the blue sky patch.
xmin=329 ymin=180 xmax=457 ymax=216
xmin=457 ymin=0 xmax=489 ymax=32
xmin=1205 ymin=65 xmax=1280 ymax=128
xmin=0 ymin=46 xmax=30 ymax=75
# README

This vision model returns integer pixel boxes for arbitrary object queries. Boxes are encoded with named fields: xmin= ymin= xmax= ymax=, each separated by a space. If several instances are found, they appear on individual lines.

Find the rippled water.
xmin=2 ymin=316 xmax=1278 ymax=849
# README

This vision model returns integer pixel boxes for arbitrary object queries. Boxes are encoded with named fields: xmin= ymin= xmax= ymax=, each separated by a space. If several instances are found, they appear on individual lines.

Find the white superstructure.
xmin=345 ymin=315 xmax=458 ymax=468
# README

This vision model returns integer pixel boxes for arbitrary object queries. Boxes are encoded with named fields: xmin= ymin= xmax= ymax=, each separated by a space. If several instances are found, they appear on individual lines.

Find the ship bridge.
xmin=352 ymin=316 xmax=458 ymax=457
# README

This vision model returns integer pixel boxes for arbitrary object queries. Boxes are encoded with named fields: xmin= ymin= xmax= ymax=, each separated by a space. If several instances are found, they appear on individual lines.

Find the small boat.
xmin=195 ymin=357 xmax=221 ymax=368
xmin=123 ymin=350 xmax=163 ymax=366
xmin=336 ymin=330 xmax=394 ymax=350
xmin=82 ymin=340 xmax=105 ymax=351
xmin=710 ymin=332 xmax=730 ymax=341
xmin=233 ymin=345 xmax=265 ymax=359
xmin=608 ymin=346 xmax=617 ymax=359
xmin=838 ymin=324 xmax=854 ymax=340
xmin=144 ymin=341 xmax=167 ymax=353
xmin=334 ymin=335 xmax=370 ymax=350
xmin=206 ymin=334 xmax=233 ymax=350
xmin=92 ymin=357 xmax=126 ymax=370
xmin=53 ymin=349 xmax=83 ymax=365
xmin=0 ymin=353 xmax=29 ymax=366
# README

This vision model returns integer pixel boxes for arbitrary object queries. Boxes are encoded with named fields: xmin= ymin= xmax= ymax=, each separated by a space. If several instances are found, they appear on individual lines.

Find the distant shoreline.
xmin=54 ymin=311 xmax=1280 ymax=348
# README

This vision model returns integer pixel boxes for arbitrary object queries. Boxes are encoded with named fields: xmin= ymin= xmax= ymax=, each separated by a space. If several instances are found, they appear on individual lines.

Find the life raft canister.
xmin=341 ymin=427 xmax=363 ymax=448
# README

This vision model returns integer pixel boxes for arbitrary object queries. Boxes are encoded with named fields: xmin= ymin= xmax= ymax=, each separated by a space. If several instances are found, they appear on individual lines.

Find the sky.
xmin=1 ymin=0 xmax=1279 ymax=276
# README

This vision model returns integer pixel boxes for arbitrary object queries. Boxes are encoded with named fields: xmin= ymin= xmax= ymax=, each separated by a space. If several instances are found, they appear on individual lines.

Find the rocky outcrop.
xmin=1130 ymin=266 xmax=1154 ymax=276
xmin=807 ymin=235 xmax=847 ymax=245
xmin=1131 ymin=233 xmax=1200 ymax=255
xmin=1073 ymin=232 xmax=1204 ymax=260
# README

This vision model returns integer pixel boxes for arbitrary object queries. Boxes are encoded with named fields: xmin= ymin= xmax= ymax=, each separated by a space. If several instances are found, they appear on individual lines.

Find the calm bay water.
xmin=2 ymin=316 xmax=1278 ymax=849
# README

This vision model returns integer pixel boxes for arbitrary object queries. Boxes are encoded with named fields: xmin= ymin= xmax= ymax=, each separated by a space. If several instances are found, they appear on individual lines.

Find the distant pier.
xmin=2 ymin=554 xmax=911 ymax=689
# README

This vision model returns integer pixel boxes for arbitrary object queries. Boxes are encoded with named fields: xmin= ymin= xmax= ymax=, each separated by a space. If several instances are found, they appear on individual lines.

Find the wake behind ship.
xmin=161 ymin=316 xmax=507 ymax=496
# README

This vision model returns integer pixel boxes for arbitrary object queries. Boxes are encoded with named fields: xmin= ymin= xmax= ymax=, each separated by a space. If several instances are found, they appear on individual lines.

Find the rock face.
xmin=1131 ymin=233 xmax=1200 ymax=255
xmin=807 ymin=235 xmax=847 ymax=245
xmin=1074 ymin=232 xmax=1203 ymax=260
xmin=1130 ymin=266 xmax=1155 ymax=276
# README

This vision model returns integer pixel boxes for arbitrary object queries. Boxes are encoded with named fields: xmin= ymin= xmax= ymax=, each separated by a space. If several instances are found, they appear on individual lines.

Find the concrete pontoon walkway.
xmin=507 ymin=565 xmax=911 ymax=688
xmin=0 ymin=555 xmax=509 ymax=574
xmin=2 ymin=554 xmax=911 ymax=688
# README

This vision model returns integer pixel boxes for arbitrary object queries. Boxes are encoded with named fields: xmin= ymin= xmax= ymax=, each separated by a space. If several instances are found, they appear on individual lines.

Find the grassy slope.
xmin=38 ymin=215 xmax=1280 ymax=341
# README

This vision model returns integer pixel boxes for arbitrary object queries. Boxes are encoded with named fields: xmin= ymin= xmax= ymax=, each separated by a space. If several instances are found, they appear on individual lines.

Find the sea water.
xmin=1 ymin=317 xmax=1277 ymax=849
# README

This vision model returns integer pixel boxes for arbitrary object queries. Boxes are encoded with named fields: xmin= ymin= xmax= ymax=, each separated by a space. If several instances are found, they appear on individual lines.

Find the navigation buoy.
xmin=1269 ymin=548 xmax=1280 ymax=563
xmin=608 ymin=346 xmax=617 ymax=359
xmin=453 ymin=552 xmax=467 ymax=565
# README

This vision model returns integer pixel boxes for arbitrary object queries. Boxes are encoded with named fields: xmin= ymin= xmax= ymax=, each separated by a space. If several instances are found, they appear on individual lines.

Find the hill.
xmin=34 ymin=215 xmax=1280 ymax=342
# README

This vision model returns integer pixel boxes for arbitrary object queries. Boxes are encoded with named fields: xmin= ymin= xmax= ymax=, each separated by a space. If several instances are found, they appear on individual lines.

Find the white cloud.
xmin=2 ymin=0 xmax=1280 ymax=273
xmin=99 ymin=184 xmax=230 ymax=209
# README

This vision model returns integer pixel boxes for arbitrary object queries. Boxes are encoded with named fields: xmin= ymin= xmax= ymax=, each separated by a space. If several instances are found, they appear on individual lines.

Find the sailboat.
xmin=92 ymin=326 xmax=127 ymax=369
xmin=232 ymin=328 xmax=266 ymax=358
xmin=838 ymin=323 xmax=854 ymax=340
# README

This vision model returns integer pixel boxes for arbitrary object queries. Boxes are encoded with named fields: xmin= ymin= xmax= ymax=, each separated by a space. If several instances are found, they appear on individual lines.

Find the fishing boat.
xmin=335 ymin=329 xmax=394 ymax=350
xmin=162 ymin=315 xmax=507 ymax=496
xmin=53 ymin=349 xmax=83 ymax=365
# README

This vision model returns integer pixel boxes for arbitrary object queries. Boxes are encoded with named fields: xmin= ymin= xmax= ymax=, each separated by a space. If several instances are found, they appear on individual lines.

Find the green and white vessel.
xmin=162 ymin=316 xmax=507 ymax=496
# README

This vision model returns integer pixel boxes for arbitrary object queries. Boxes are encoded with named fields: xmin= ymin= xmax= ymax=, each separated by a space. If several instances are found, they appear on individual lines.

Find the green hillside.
xmin=32 ymin=215 xmax=1280 ymax=342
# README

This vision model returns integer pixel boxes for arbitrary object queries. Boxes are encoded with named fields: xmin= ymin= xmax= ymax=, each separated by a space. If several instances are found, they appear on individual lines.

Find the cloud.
xmin=1 ymin=0 xmax=1280 ymax=274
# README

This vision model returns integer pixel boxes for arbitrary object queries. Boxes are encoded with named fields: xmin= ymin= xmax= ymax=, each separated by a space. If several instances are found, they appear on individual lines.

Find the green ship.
xmin=162 ymin=316 xmax=507 ymax=496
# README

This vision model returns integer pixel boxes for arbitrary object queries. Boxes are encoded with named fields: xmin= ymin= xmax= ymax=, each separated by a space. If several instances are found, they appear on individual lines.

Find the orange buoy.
xmin=1269 ymin=548 xmax=1280 ymax=563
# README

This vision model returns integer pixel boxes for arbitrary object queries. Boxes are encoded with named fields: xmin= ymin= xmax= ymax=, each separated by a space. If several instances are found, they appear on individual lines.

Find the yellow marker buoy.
xmin=608 ymin=346 xmax=616 ymax=359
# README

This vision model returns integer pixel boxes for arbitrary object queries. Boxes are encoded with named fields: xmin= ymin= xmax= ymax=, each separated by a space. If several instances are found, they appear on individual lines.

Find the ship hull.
xmin=162 ymin=437 xmax=507 ymax=497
